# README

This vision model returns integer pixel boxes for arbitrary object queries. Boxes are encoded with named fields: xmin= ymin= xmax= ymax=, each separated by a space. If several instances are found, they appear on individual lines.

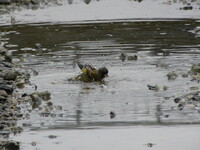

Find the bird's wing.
xmin=77 ymin=62 xmax=96 ymax=73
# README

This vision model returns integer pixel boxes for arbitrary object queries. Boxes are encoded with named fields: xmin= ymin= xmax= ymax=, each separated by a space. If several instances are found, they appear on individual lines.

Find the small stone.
xmin=181 ymin=6 xmax=193 ymax=10
xmin=2 ymin=61 xmax=12 ymax=68
xmin=40 ymin=122 xmax=45 ymax=126
xmin=38 ymin=91 xmax=51 ymax=101
xmin=164 ymin=114 xmax=169 ymax=118
xmin=119 ymin=53 xmax=127 ymax=61
xmin=167 ymin=71 xmax=178 ymax=80
xmin=21 ymin=93 xmax=28 ymax=97
xmin=189 ymin=86 xmax=199 ymax=91
xmin=22 ymin=123 xmax=32 ymax=127
xmin=31 ymin=141 xmax=36 ymax=146
xmin=147 ymin=143 xmax=154 ymax=147
xmin=55 ymin=105 xmax=62 ymax=111
xmin=47 ymin=102 xmax=53 ymax=107
xmin=190 ymin=64 xmax=200 ymax=75
xmin=110 ymin=111 xmax=116 ymax=119
xmin=192 ymin=95 xmax=200 ymax=101
xmin=17 ymin=114 xmax=23 ymax=118
xmin=182 ymin=73 xmax=188 ymax=78
xmin=0 ymin=48 xmax=7 ymax=55
xmin=4 ymin=54 xmax=12 ymax=63
xmin=162 ymin=50 xmax=170 ymax=56
xmin=0 ymin=90 xmax=8 ymax=97
xmin=186 ymin=104 xmax=195 ymax=109
xmin=174 ymin=97 xmax=181 ymax=103
xmin=127 ymin=55 xmax=138 ymax=61
xmin=16 ymin=82 xmax=25 ymax=89
xmin=0 ymin=125 xmax=5 ymax=130
xmin=192 ymin=75 xmax=200 ymax=82
xmin=48 ymin=135 xmax=57 ymax=139
xmin=30 ymin=93 xmax=42 ymax=102
xmin=163 ymin=86 xmax=168 ymax=91
xmin=179 ymin=99 xmax=186 ymax=105
xmin=3 ymin=71 xmax=18 ymax=81
xmin=178 ymin=104 xmax=184 ymax=110
xmin=57 ymin=113 xmax=63 ymax=117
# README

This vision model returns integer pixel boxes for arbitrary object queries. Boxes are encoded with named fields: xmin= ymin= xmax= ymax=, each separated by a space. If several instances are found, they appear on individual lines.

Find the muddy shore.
xmin=0 ymin=41 xmax=52 ymax=149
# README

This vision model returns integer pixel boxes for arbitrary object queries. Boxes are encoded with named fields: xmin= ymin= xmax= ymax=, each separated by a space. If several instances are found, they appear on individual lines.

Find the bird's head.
xmin=98 ymin=67 xmax=108 ymax=78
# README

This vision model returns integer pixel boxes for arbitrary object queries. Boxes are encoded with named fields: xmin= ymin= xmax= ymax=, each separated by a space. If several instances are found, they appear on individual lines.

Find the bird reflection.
xmin=75 ymin=93 xmax=83 ymax=125
xmin=76 ymin=109 xmax=82 ymax=125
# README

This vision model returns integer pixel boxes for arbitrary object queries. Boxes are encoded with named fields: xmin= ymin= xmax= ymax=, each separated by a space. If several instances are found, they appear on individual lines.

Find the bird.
xmin=73 ymin=62 xmax=109 ymax=82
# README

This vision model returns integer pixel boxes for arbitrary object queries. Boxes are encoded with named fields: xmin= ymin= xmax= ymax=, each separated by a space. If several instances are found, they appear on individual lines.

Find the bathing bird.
xmin=73 ymin=62 xmax=108 ymax=82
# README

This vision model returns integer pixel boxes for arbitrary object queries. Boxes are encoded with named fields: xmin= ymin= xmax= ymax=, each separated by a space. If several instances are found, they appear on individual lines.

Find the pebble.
xmin=178 ymin=104 xmax=184 ymax=110
xmin=181 ymin=6 xmax=193 ymax=10
xmin=167 ymin=71 xmax=178 ymax=80
xmin=163 ymin=86 xmax=168 ymax=91
xmin=192 ymin=95 xmax=200 ymax=101
xmin=146 ymin=143 xmax=154 ymax=147
xmin=127 ymin=55 xmax=138 ymax=61
xmin=48 ymin=135 xmax=57 ymax=139
xmin=4 ymin=54 xmax=12 ymax=63
xmin=190 ymin=64 xmax=200 ymax=75
xmin=174 ymin=97 xmax=181 ymax=103
xmin=189 ymin=86 xmax=199 ymax=91
xmin=110 ymin=111 xmax=116 ymax=119
xmin=0 ymin=89 xmax=8 ymax=97
xmin=31 ymin=141 xmax=37 ymax=146
xmin=3 ymin=71 xmax=18 ymax=81
xmin=182 ymin=73 xmax=188 ymax=78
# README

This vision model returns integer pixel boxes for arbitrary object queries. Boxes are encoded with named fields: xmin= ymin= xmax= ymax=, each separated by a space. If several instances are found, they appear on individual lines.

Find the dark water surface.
xmin=1 ymin=19 xmax=200 ymax=129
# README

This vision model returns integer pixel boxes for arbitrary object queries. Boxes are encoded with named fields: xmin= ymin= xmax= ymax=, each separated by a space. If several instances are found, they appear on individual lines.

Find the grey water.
xmin=2 ymin=19 xmax=200 ymax=128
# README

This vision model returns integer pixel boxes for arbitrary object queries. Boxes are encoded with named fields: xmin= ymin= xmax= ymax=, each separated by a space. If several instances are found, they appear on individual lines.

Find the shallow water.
xmin=1 ymin=0 xmax=200 ymax=149
xmin=1 ymin=18 xmax=200 ymax=127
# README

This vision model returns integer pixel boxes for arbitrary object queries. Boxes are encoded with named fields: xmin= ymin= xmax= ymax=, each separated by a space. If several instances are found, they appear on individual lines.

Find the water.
xmin=1 ymin=0 xmax=200 ymax=149
xmin=3 ymin=18 xmax=200 ymax=130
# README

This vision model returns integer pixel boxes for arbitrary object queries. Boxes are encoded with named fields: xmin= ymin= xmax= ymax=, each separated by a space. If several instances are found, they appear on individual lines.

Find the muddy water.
xmin=1 ymin=19 xmax=200 ymax=149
